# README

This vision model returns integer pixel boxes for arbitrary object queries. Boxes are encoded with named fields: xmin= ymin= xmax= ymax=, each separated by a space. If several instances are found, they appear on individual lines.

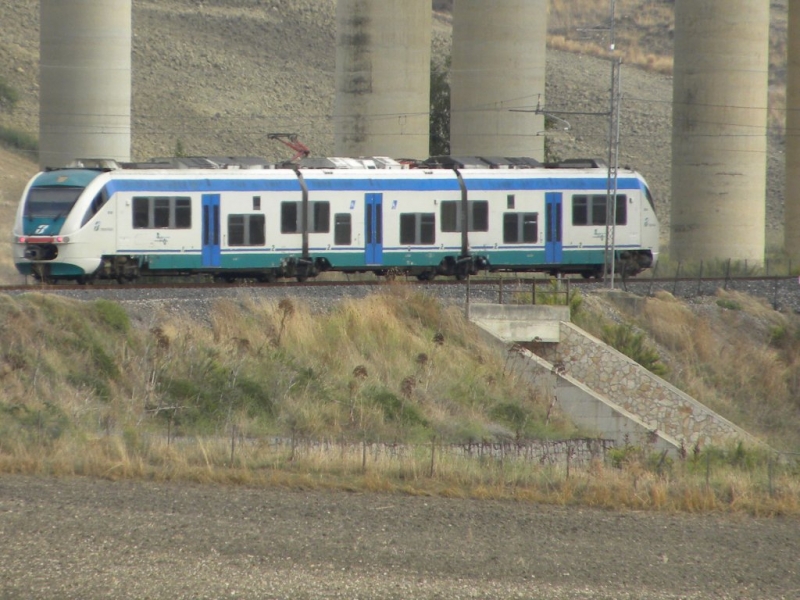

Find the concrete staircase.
xmin=468 ymin=299 xmax=763 ymax=455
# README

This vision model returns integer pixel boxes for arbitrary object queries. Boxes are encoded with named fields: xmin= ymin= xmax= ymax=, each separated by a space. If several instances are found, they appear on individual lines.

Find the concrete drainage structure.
xmin=468 ymin=300 xmax=763 ymax=456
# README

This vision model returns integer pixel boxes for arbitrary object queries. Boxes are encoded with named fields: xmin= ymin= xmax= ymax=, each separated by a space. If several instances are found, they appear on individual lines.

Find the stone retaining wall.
xmin=528 ymin=323 xmax=761 ymax=450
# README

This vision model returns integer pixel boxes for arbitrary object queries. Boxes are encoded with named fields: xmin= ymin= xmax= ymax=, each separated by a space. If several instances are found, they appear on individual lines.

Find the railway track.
xmin=1 ymin=273 xmax=798 ymax=292
xmin=3 ymin=273 xmax=800 ymax=313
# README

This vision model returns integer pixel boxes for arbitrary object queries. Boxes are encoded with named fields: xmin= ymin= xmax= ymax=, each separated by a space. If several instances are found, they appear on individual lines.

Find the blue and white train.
xmin=12 ymin=155 xmax=659 ymax=283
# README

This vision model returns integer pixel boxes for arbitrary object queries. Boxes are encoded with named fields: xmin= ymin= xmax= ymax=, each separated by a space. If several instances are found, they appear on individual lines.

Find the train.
xmin=12 ymin=155 xmax=659 ymax=284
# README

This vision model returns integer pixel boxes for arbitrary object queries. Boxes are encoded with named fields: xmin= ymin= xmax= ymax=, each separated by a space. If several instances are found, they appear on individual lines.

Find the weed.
xmin=716 ymin=298 xmax=742 ymax=311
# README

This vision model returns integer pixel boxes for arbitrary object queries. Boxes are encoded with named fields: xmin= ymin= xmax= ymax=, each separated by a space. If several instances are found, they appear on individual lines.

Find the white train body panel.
xmin=12 ymin=158 xmax=659 ymax=282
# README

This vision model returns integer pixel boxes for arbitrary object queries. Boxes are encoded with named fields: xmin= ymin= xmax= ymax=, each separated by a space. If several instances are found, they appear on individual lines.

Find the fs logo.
xmin=34 ymin=224 xmax=49 ymax=235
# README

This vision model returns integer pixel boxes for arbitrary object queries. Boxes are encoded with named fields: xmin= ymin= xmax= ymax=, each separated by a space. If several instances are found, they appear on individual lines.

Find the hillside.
xmin=0 ymin=0 xmax=791 ymax=257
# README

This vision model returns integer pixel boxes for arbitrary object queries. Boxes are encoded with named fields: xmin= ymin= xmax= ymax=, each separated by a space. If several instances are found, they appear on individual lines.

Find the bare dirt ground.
xmin=0 ymin=475 xmax=798 ymax=599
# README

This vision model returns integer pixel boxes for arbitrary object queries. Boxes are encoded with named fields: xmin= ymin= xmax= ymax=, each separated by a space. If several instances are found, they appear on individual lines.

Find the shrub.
xmin=370 ymin=389 xmax=427 ymax=428
xmin=93 ymin=299 xmax=131 ymax=333
xmin=716 ymin=298 xmax=742 ymax=311
xmin=0 ymin=76 xmax=19 ymax=111
xmin=0 ymin=125 xmax=38 ymax=155
xmin=601 ymin=322 xmax=667 ymax=376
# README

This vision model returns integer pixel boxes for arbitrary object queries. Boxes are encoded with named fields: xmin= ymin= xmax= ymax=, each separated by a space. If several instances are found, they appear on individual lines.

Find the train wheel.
xmin=257 ymin=270 xmax=276 ymax=283
xmin=581 ymin=268 xmax=603 ymax=280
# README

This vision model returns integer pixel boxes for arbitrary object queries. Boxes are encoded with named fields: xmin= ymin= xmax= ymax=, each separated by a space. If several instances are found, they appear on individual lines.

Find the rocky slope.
xmin=0 ymin=0 xmax=789 ymax=252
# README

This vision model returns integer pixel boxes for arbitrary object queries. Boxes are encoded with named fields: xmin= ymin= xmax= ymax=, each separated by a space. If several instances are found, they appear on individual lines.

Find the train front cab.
xmin=13 ymin=168 xmax=110 ymax=282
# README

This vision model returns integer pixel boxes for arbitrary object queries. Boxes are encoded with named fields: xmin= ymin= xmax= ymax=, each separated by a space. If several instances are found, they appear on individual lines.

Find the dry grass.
xmin=2 ymin=287 xmax=799 ymax=514
xmin=548 ymin=0 xmax=675 ymax=74
xmin=1 ymin=432 xmax=797 ymax=516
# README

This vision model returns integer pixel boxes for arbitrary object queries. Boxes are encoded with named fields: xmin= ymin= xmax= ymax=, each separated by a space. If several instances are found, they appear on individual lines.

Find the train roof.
xmin=60 ymin=155 xmax=613 ymax=173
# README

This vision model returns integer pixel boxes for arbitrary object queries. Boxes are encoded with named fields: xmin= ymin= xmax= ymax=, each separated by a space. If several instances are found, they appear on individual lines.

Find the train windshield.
xmin=24 ymin=187 xmax=84 ymax=219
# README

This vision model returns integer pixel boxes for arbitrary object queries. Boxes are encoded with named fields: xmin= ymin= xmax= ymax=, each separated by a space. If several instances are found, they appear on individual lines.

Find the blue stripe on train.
xmin=102 ymin=175 xmax=643 ymax=196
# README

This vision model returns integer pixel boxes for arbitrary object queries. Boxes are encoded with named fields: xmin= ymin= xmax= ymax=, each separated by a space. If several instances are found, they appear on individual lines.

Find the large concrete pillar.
xmin=671 ymin=0 xmax=769 ymax=263
xmin=450 ymin=0 xmax=546 ymax=160
xmin=786 ymin=1 xmax=800 ymax=259
xmin=40 ymin=0 xmax=132 ymax=169
xmin=334 ymin=0 xmax=431 ymax=159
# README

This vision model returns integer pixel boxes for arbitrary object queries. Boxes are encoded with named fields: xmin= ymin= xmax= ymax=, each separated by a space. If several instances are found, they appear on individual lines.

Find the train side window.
xmin=503 ymin=212 xmax=538 ymax=243
xmin=334 ymin=213 xmax=352 ymax=245
xmin=174 ymin=198 xmax=192 ymax=228
xmin=507 ymin=194 xmax=515 ymax=209
xmin=133 ymin=196 xmax=192 ymax=229
xmin=572 ymin=195 xmax=588 ymax=226
xmin=253 ymin=196 xmax=261 ymax=210
xmin=228 ymin=214 xmax=265 ymax=246
xmin=281 ymin=202 xmax=298 ymax=233
xmin=614 ymin=195 xmax=627 ymax=225
xmin=420 ymin=213 xmax=435 ymax=243
xmin=281 ymin=201 xmax=330 ymax=233
xmin=229 ymin=215 xmax=245 ymax=245
xmin=590 ymin=195 xmax=607 ymax=225
xmin=522 ymin=213 xmax=538 ymax=242
xmin=249 ymin=214 xmax=266 ymax=245
xmin=440 ymin=200 xmax=488 ymax=232
xmin=133 ymin=197 xmax=150 ymax=228
xmin=441 ymin=201 xmax=458 ymax=232
xmin=400 ymin=212 xmax=435 ymax=245
xmin=154 ymin=198 xmax=170 ymax=228
xmin=572 ymin=194 xmax=626 ymax=226
xmin=310 ymin=201 xmax=330 ymax=233
xmin=471 ymin=201 xmax=488 ymax=231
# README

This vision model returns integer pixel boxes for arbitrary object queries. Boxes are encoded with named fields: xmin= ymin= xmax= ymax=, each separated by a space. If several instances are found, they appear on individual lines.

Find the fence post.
xmin=768 ymin=456 xmax=775 ymax=498
xmin=230 ymin=424 xmax=236 ymax=467
xmin=465 ymin=275 xmax=471 ymax=318
xmin=672 ymin=262 xmax=682 ymax=296
xmin=695 ymin=261 xmax=704 ymax=297
xmin=429 ymin=436 xmax=436 ymax=477
xmin=647 ymin=260 xmax=657 ymax=296
xmin=566 ymin=444 xmax=572 ymax=479
xmin=773 ymin=276 xmax=780 ymax=311
xmin=724 ymin=258 xmax=731 ymax=290
xmin=362 ymin=438 xmax=367 ymax=473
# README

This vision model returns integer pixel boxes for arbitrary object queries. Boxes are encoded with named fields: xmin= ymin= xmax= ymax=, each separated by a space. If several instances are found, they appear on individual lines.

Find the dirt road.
xmin=0 ymin=475 xmax=798 ymax=599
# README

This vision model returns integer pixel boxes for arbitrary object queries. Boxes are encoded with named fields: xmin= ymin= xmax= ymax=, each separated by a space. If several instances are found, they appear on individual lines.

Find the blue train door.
xmin=545 ymin=192 xmax=563 ymax=264
xmin=202 ymin=194 xmax=221 ymax=267
xmin=365 ymin=193 xmax=383 ymax=265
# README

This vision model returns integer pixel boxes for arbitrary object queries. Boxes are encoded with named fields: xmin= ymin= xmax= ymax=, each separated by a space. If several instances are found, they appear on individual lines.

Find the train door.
xmin=202 ymin=194 xmax=221 ymax=267
xmin=365 ymin=193 xmax=383 ymax=265
xmin=545 ymin=192 xmax=563 ymax=263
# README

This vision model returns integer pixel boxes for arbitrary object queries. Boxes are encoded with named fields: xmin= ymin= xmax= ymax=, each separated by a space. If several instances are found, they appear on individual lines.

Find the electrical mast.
xmin=604 ymin=0 xmax=622 ymax=289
